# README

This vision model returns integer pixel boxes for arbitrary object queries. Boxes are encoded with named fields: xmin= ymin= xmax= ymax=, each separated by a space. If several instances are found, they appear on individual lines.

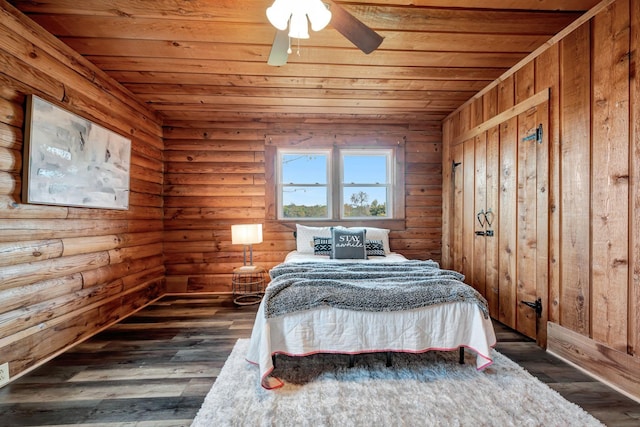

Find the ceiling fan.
xmin=266 ymin=0 xmax=384 ymax=66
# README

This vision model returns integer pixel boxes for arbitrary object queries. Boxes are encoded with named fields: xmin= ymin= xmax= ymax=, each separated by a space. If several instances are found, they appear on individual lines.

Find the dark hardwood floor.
xmin=0 ymin=294 xmax=639 ymax=426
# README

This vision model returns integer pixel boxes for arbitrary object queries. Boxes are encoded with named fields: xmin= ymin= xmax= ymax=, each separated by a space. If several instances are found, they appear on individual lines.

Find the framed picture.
xmin=22 ymin=95 xmax=131 ymax=210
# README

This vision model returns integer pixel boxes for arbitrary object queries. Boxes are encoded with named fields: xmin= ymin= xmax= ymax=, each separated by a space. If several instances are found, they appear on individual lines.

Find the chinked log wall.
xmin=0 ymin=2 xmax=165 ymax=383
xmin=442 ymin=0 xmax=640 ymax=401
xmin=163 ymin=119 xmax=444 ymax=293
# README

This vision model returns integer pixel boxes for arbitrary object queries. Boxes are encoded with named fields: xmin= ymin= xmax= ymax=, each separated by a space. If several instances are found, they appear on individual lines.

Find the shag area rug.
xmin=191 ymin=339 xmax=604 ymax=427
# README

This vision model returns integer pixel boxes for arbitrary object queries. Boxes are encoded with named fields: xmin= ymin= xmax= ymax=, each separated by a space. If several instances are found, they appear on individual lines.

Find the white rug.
xmin=191 ymin=339 xmax=604 ymax=427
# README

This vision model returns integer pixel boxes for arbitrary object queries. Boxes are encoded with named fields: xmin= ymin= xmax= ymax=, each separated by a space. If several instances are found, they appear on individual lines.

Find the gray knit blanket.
xmin=264 ymin=261 xmax=489 ymax=319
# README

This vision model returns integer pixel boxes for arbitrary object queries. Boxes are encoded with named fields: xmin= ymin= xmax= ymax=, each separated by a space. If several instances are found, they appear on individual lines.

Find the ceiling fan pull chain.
xmin=287 ymin=36 xmax=292 ymax=54
xmin=296 ymin=38 xmax=301 ymax=56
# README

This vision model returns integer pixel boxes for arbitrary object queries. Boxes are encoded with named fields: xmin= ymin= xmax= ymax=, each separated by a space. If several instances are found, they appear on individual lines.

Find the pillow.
xmin=314 ymin=238 xmax=385 ymax=257
xmin=313 ymin=236 xmax=332 ymax=256
xmin=296 ymin=224 xmax=332 ymax=253
xmin=348 ymin=227 xmax=391 ymax=253
xmin=331 ymin=227 xmax=367 ymax=259
xmin=365 ymin=239 xmax=386 ymax=257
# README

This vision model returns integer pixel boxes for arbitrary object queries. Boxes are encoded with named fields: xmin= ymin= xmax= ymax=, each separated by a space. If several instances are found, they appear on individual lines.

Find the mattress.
xmin=246 ymin=252 xmax=497 ymax=389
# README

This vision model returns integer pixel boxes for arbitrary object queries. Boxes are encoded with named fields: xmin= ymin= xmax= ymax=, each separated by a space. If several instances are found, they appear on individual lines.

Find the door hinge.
xmin=522 ymin=124 xmax=543 ymax=144
xmin=521 ymin=298 xmax=542 ymax=318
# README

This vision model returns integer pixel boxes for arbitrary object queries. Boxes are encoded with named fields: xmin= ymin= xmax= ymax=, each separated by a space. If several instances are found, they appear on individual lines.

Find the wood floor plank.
xmin=0 ymin=295 xmax=638 ymax=426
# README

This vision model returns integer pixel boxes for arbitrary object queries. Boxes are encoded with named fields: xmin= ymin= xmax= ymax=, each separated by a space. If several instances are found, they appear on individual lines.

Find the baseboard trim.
xmin=547 ymin=322 xmax=640 ymax=403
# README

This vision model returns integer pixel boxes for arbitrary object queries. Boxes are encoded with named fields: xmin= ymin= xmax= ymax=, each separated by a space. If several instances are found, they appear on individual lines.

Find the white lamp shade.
xmin=231 ymin=224 xmax=263 ymax=245
xmin=288 ymin=11 xmax=310 ymax=39
xmin=266 ymin=0 xmax=291 ymax=31
xmin=308 ymin=0 xmax=332 ymax=32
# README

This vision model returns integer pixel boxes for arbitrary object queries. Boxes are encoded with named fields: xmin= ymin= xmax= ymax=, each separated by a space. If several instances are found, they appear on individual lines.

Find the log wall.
xmin=163 ymin=119 xmax=443 ymax=293
xmin=0 ymin=1 xmax=165 ymax=384
xmin=442 ymin=0 xmax=639 ymax=401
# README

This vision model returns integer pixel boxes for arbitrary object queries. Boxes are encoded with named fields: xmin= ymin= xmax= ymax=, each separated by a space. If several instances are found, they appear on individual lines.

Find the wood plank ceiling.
xmin=9 ymin=0 xmax=601 ymax=123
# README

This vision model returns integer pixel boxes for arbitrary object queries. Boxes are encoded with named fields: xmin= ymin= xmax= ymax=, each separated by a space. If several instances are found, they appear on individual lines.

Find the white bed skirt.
xmin=246 ymin=299 xmax=497 ymax=389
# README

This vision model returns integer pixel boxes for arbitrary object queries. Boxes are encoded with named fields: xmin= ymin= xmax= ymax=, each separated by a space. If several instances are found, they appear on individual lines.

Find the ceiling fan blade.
xmin=268 ymin=30 xmax=289 ymax=66
xmin=328 ymin=1 xmax=383 ymax=54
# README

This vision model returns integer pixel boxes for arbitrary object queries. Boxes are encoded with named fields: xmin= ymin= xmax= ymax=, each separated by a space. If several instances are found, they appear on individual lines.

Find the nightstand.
xmin=232 ymin=265 xmax=266 ymax=305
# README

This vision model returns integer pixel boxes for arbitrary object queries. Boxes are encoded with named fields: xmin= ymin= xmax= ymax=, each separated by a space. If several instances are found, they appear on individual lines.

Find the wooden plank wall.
xmin=163 ymin=119 xmax=443 ymax=293
xmin=442 ymin=0 xmax=639 ymax=401
xmin=0 ymin=1 xmax=165 ymax=384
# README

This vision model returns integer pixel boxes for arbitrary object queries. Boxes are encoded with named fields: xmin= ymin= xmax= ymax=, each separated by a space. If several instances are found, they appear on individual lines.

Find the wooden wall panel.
xmin=441 ymin=120 xmax=452 ymax=269
xmin=163 ymin=121 xmax=443 ymax=293
xmin=442 ymin=0 xmax=640 ymax=400
xmin=461 ymin=139 xmax=475 ymax=284
xmin=630 ymin=0 xmax=640 ymax=358
xmin=559 ymin=23 xmax=592 ymax=336
xmin=515 ymin=106 xmax=540 ymax=339
xmin=590 ymin=0 xmax=630 ymax=352
xmin=534 ymin=102 xmax=550 ymax=347
xmin=451 ymin=143 xmax=464 ymax=273
xmin=515 ymin=61 xmax=535 ymax=103
xmin=485 ymin=125 xmax=500 ymax=317
xmin=535 ymin=44 xmax=561 ymax=325
xmin=473 ymin=134 xmax=487 ymax=296
xmin=0 ymin=1 xmax=164 ymax=385
xmin=498 ymin=116 xmax=517 ymax=327
xmin=483 ymin=88 xmax=500 ymax=318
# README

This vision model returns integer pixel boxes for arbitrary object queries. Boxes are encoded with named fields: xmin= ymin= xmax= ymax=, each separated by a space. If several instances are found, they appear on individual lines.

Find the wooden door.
xmin=514 ymin=102 xmax=549 ymax=341
xmin=448 ymin=99 xmax=549 ymax=343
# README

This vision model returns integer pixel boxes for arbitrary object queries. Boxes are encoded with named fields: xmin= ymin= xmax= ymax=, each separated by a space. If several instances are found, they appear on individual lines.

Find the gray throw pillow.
xmin=331 ymin=227 xmax=367 ymax=259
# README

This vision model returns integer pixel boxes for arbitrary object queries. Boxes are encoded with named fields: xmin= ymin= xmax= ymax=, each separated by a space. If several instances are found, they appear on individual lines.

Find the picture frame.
xmin=22 ymin=95 xmax=131 ymax=210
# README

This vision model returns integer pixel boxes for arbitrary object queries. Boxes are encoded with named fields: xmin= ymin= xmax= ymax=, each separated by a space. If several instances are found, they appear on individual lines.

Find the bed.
xmin=246 ymin=225 xmax=497 ymax=389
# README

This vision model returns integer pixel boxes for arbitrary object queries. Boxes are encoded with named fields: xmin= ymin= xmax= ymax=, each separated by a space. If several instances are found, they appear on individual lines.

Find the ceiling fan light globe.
xmin=308 ymin=0 xmax=332 ymax=32
xmin=266 ymin=0 xmax=291 ymax=31
xmin=288 ymin=11 xmax=310 ymax=39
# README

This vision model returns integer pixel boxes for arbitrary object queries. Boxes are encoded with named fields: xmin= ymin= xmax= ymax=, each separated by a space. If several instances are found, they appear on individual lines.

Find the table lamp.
xmin=231 ymin=223 xmax=263 ymax=270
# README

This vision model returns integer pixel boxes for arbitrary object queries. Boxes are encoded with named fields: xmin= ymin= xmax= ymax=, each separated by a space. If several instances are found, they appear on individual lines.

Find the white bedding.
xmin=246 ymin=251 xmax=497 ymax=389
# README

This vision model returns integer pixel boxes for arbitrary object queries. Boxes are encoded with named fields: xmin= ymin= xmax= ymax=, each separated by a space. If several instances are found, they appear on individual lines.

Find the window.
xmin=276 ymin=147 xmax=396 ymax=220
xmin=277 ymin=150 xmax=331 ymax=219
xmin=341 ymin=149 xmax=392 ymax=219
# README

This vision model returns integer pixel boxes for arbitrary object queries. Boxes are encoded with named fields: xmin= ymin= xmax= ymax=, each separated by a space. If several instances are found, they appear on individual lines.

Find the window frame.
xmin=265 ymin=134 xmax=405 ymax=226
